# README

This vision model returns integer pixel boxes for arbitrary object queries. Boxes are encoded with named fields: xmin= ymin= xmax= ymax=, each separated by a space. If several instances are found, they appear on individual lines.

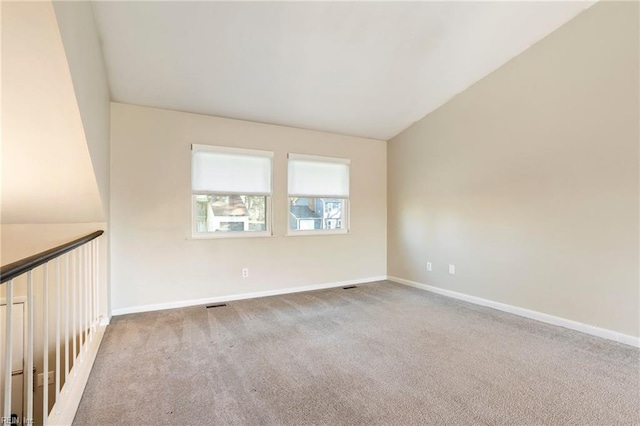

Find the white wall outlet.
xmin=448 ymin=264 xmax=455 ymax=275
xmin=37 ymin=371 xmax=54 ymax=387
xmin=242 ymin=268 xmax=249 ymax=278
xmin=426 ymin=262 xmax=432 ymax=271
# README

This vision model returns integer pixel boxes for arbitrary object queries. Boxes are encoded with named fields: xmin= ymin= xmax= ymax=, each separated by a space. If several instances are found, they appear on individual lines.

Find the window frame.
xmin=286 ymin=153 xmax=351 ymax=236
xmin=190 ymin=144 xmax=274 ymax=239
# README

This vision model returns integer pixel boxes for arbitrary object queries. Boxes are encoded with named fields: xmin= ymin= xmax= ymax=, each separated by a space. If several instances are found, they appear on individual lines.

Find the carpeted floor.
xmin=74 ymin=281 xmax=639 ymax=425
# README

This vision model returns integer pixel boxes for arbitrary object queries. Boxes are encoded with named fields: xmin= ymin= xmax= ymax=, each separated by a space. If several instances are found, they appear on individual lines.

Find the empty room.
xmin=1 ymin=0 xmax=638 ymax=425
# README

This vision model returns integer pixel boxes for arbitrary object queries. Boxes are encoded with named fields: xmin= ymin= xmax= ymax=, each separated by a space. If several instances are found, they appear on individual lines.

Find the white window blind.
xmin=192 ymin=144 xmax=273 ymax=195
xmin=288 ymin=153 xmax=350 ymax=198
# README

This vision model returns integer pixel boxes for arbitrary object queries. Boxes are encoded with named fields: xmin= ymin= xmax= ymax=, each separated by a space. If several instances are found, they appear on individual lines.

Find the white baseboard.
xmin=388 ymin=276 xmax=640 ymax=348
xmin=48 ymin=323 xmax=108 ymax=426
xmin=111 ymin=276 xmax=388 ymax=316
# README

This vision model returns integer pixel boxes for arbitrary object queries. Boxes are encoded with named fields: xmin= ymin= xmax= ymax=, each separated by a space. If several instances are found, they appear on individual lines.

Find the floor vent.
xmin=206 ymin=303 xmax=227 ymax=309
xmin=342 ymin=286 xmax=357 ymax=290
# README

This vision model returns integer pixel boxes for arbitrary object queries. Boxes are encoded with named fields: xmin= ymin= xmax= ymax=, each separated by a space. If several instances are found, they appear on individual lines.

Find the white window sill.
xmin=188 ymin=231 xmax=273 ymax=240
xmin=285 ymin=230 xmax=349 ymax=237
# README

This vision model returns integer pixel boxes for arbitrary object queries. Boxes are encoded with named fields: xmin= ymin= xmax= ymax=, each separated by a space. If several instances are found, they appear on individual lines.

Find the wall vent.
xmin=206 ymin=303 xmax=227 ymax=309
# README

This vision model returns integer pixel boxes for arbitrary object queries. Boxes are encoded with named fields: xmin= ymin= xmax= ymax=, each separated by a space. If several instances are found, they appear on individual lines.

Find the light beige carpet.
xmin=74 ymin=281 xmax=639 ymax=425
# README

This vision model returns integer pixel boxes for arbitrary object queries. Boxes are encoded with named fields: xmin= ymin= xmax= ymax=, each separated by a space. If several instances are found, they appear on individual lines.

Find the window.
xmin=288 ymin=153 xmax=350 ymax=234
xmin=191 ymin=144 xmax=273 ymax=237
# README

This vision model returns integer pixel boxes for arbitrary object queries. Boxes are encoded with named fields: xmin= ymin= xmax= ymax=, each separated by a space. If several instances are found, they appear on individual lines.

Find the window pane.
xmin=289 ymin=198 xmax=346 ymax=231
xmin=195 ymin=195 xmax=267 ymax=233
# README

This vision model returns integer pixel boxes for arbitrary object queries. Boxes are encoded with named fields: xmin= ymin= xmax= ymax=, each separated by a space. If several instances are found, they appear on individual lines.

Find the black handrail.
xmin=0 ymin=230 xmax=104 ymax=284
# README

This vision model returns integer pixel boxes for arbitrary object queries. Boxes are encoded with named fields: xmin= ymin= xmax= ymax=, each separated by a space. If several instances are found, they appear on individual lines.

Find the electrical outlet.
xmin=426 ymin=262 xmax=432 ymax=271
xmin=448 ymin=264 xmax=455 ymax=275
xmin=242 ymin=268 xmax=249 ymax=278
xmin=37 ymin=371 xmax=54 ymax=387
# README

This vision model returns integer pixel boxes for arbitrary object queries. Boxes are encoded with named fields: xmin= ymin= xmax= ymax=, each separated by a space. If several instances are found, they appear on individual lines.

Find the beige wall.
xmin=1 ymin=223 xmax=104 ymax=264
xmin=1 ymin=1 xmax=103 ymax=224
xmin=388 ymin=1 xmax=639 ymax=337
xmin=110 ymin=103 xmax=386 ymax=312
xmin=53 ymin=0 xmax=112 ymax=219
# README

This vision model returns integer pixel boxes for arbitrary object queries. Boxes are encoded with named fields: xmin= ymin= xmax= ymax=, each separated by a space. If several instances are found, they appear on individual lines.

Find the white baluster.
xmin=92 ymin=241 xmax=95 ymax=327
xmin=3 ymin=279 xmax=13 ymax=420
xmin=43 ymin=263 xmax=49 ymax=425
xmin=78 ymin=247 xmax=83 ymax=363
xmin=81 ymin=245 xmax=85 ymax=349
xmin=27 ymin=271 xmax=34 ymax=422
xmin=96 ymin=239 xmax=100 ymax=326
xmin=90 ymin=240 xmax=97 ymax=336
xmin=93 ymin=240 xmax=96 ymax=333
xmin=65 ymin=253 xmax=70 ymax=390
xmin=85 ymin=243 xmax=90 ymax=349
xmin=55 ymin=258 xmax=61 ymax=413
xmin=72 ymin=250 xmax=77 ymax=376
xmin=88 ymin=241 xmax=92 ymax=336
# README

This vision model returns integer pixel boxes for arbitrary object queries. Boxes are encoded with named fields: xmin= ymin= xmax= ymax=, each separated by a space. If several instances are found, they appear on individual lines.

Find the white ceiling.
xmin=91 ymin=1 xmax=595 ymax=140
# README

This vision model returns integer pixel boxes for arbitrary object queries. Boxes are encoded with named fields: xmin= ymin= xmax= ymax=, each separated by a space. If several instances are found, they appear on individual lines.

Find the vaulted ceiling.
xmin=91 ymin=1 xmax=595 ymax=140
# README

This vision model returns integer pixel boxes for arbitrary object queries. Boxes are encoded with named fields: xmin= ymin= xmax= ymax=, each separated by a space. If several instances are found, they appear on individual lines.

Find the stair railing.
xmin=1 ymin=230 xmax=104 ymax=425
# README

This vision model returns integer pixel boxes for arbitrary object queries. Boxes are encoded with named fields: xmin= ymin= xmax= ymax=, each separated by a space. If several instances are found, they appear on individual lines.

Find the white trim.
xmin=286 ymin=229 xmax=348 ymax=237
xmin=288 ymin=194 xmax=350 ymax=199
xmin=191 ymin=143 xmax=274 ymax=158
xmin=288 ymin=152 xmax=350 ymax=164
xmin=47 ymin=323 xmax=107 ymax=426
xmin=188 ymin=233 xmax=274 ymax=240
xmin=388 ymin=276 xmax=640 ymax=348
xmin=111 ymin=276 xmax=388 ymax=316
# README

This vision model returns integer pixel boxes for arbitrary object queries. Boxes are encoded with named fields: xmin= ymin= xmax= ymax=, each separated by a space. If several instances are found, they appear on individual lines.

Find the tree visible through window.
xmin=191 ymin=144 xmax=273 ymax=237
xmin=195 ymin=195 xmax=267 ymax=233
